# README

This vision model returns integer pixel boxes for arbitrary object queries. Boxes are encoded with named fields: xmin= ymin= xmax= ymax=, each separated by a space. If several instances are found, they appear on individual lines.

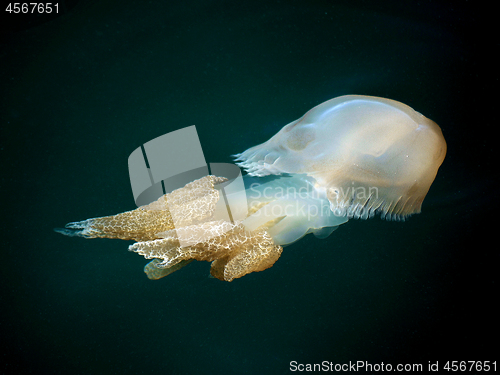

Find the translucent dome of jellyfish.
xmin=55 ymin=95 xmax=446 ymax=282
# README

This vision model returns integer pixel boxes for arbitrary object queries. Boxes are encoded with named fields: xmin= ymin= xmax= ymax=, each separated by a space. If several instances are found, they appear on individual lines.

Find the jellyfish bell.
xmin=235 ymin=95 xmax=447 ymax=220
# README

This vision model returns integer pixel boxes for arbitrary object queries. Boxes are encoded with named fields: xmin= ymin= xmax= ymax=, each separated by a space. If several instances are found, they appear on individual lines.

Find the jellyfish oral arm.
xmin=241 ymin=174 xmax=348 ymax=246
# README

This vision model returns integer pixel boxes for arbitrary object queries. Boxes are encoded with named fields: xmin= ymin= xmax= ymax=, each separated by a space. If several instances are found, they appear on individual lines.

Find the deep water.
xmin=1 ymin=1 xmax=495 ymax=374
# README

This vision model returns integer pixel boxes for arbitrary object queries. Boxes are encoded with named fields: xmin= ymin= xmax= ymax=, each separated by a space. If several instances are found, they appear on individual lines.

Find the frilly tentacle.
xmin=58 ymin=175 xmax=283 ymax=281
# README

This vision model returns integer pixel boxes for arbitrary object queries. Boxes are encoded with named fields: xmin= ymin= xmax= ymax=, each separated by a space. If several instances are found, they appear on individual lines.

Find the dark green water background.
xmin=1 ymin=1 xmax=495 ymax=374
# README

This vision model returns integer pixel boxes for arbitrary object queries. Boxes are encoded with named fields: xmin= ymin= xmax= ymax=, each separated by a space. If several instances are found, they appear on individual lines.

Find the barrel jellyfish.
xmin=56 ymin=95 xmax=446 ymax=282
